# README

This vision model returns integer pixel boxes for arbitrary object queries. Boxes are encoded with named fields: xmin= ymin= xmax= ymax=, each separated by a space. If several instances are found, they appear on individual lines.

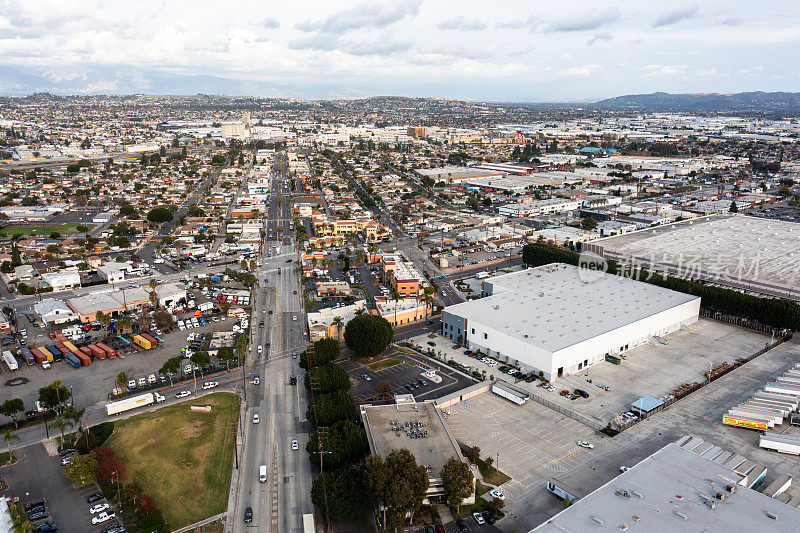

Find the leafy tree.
xmin=581 ymin=216 xmax=598 ymax=231
xmin=343 ymin=314 xmax=393 ymax=359
xmin=304 ymin=363 xmax=351 ymax=394
xmin=441 ymin=458 xmax=473 ymax=512
xmin=382 ymin=449 xmax=429 ymax=527
xmin=63 ymin=450 xmax=98 ymax=484
xmin=489 ymin=497 xmax=505 ymax=514
xmin=310 ymin=464 xmax=367 ymax=521
xmin=306 ymin=420 xmax=367 ymax=470
xmin=38 ymin=380 xmax=71 ymax=412
xmin=730 ymin=200 xmax=739 ymax=213
xmin=153 ymin=309 xmax=175 ymax=330
xmin=306 ymin=390 xmax=357 ymax=426
xmin=217 ymin=346 xmax=236 ymax=369
xmin=465 ymin=445 xmax=481 ymax=464
xmin=160 ymin=356 xmax=182 ymax=385
xmin=135 ymin=494 xmax=158 ymax=517
xmin=0 ymin=398 xmax=24 ymax=428
xmin=95 ymin=446 xmax=125 ymax=484
xmin=376 ymin=380 xmax=392 ymax=395
xmin=50 ymin=415 xmax=74 ymax=446
xmin=190 ymin=350 xmax=211 ymax=369
xmin=147 ymin=207 xmax=173 ymax=224
xmin=298 ymin=338 xmax=340 ymax=370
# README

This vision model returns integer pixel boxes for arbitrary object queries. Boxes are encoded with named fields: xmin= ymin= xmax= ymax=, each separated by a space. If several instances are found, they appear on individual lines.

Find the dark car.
xmin=34 ymin=521 xmax=58 ymax=533
xmin=26 ymin=504 xmax=46 ymax=515
xmin=102 ymin=523 xmax=125 ymax=533
xmin=24 ymin=500 xmax=45 ymax=513
xmin=482 ymin=511 xmax=496 ymax=524
xmin=427 ymin=341 xmax=436 ymax=346
xmin=259 ymin=321 xmax=264 ymax=328
xmin=86 ymin=491 xmax=105 ymax=503
xmin=463 ymin=350 xmax=471 ymax=355
xmin=456 ymin=518 xmax=470 ymax=532
xmin=424 ymin=526 xmax=436 ymax=533
xmin=268 ymin=310 xmax=273 ymax=315
xmin=28 ymin=511 xmax=49 ymax=521
xmin=575 ymin=389 xmax=590 ymax=398
xmin=244 ymin=506 xmax=253 ymax=523
xmin=58 ymin=448 xmax=77 ymax=457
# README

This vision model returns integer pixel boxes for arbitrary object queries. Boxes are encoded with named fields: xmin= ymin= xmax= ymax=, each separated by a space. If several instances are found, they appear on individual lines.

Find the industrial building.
xmin=441 ymin=264 xmax=700 ymax=379
xmin=497 ymin=198 xmax=581 ymax=217
xmin=360 ymin=397 xmax=472 ymax=501
xmin=583 ymin=214 xmax=800 ymax=301
xmin=534 ymin=439 xmax=800 ymax=533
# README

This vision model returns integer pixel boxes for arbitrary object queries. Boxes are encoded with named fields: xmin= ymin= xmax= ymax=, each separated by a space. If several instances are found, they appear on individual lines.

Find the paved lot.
xmin=1 ymin=443 xmax=110 ymax=533
xmin=344 ymin=350 xmax=474 ymax=402
xmin=0 ymin=315 xmax=240 ymax=428
xmin=441 ymin=333 xmax=800 ymax=532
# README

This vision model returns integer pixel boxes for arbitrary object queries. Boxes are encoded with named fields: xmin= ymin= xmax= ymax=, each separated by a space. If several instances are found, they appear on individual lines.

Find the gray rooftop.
xmin=534 ymin=443 xmax=800 ymax=533
xmin=444 ymin=264 xmax=699 ymax=353
xmin=360 ymin=401 xmax=464 ymax=482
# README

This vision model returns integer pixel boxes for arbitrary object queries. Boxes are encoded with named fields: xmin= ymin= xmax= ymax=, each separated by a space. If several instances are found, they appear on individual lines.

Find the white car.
xmin=292 ymin=315 xmax=297 ymax=321
xmin=253 ymin=376 xmax=260 ymax=385
xmin=489 ymin=489 xmax=506 ymax=500
xmin=202 ymin=381 xmax=219 ymax=390
xmin=577 ymin=440 xmax=594 ymax=449
xmin=472 ymin=512 xmax=485 ymax=525
xmin=91 ymin=512 xmax=115 ymax=525
xmin=89 ymin=503 xmax=110 ymax=514
xmin=253 ymin=414 xmax=260 ymax=424
xmin=620 ymin=466 xmax=630 ymax=473
xmin=128 ymin=379 xmax=137 ymax=389
xmin=291 ymin=440 xmax=299 ymax=450
xmin=175 ymin=390 xmax=192 ymax=399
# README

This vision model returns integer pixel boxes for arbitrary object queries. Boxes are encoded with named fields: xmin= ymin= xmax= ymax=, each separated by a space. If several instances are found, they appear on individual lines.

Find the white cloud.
xmin=296 ymin=0 xmax=420 ymax=33
xmin=547 ymin=8 xmax=620 ymax=32
xmin=587 ymin=32 xmax=613 ymax=46
xmin=258 ymin=17 xmax=280 ymax=29
xmin=438 ymin=16 xmax=487 ymax=31
xmin=653 ymin=5 xmax=699 ymax=28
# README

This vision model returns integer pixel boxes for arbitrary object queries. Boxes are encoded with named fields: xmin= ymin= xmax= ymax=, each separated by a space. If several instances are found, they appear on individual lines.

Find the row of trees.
xmin=522 ymin=243 xmax=800 ymax=331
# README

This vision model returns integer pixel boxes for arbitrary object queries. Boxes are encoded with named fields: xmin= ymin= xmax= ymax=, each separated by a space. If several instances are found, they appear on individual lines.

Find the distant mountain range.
xmin=592 ymin=92 xmax=800 ymax=113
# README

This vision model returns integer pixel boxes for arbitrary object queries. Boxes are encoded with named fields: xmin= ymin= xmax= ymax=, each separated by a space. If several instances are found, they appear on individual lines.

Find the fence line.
xmin=526 ymin=390 xmax=605 ymax=431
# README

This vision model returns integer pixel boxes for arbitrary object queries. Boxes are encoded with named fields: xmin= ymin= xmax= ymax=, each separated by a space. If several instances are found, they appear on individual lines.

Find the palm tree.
xmin=149 ymin=278 xmax=158 ymax=290
xmin=116 ymin=371 xmax=129 ymax=393
xmin=332 ymin=316 xmax=344 ymax=343
xmin=50 ymin=416 xmax=74 ymax=448
xmin=2 ymin=429 xmax=19 ymax=465
xmin=392 ymin=290 xmax=400 ymax=326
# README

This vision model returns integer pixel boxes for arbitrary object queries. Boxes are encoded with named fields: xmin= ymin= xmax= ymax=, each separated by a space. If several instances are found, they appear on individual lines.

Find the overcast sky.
xmin=0 ymin=0 xmax=798 ymax=100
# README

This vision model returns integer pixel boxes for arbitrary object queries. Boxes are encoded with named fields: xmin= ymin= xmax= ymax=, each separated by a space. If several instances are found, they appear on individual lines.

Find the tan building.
xmin=374 ymin=296 xmax=431 ymax=326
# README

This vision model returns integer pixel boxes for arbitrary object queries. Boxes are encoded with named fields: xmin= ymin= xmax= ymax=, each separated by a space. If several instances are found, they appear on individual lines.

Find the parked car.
xmin=575 ymin=389 xmax=590 ymax=398
xmin=489 ymin=488 xmax=506 ymax=500
xmin=427 ymin=341 xmax=436 ymax=346
xmin=482 ymin=511 xmax=496 ymax=524
xmin=33 ymin=521 xmax=58 ymax=533
xmin=92 ymin=512 xmax=116 ymax=525
xmin=24 ymin=500 xmax=45 ymax=513
xmin=577 ymin=440 xmax=594 ymax=449
xmin=456 ymin=518 xmax=470 ymax=532
xmin=89 ymin=503 xmax=110 ymax=514
xmin=137 ymin=378 xmax=146 ymax=387
xmin=559 ymin=389 xmax=569 ymax=396
xmin=28 ymin=511 xmax=49 ymax=521
xmin=472 ymin=512 xmax=485 ymax=525
xmin=86 ymin=492 xmax=105 ymax=504
xmin=361 ymin=374 xmax=372 ymax=381
xmin=127 ymin=380 xmax=137 ymax=390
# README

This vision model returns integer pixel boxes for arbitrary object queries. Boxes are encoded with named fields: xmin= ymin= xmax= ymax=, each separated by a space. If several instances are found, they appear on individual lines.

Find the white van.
xmin=259 ymin=465 xmax=267 ymax=483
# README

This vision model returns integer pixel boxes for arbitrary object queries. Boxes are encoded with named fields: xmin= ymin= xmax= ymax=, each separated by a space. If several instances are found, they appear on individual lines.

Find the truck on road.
xmin=105 ymin=392 xmax=165 ymax=416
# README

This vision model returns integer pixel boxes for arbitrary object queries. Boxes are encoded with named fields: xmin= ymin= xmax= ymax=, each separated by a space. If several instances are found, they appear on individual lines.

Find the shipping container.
xmin=491 ymin=382 xmax=529 ymax=405
xmin=55 ymin=332 xmax=67 ymax=343
xmin=75 ymin=351 xmax=91 ymax=366
xmin=95 ymin=342 xmax=117 ymax=358
xmin=54 ymin=342 xmax=70 ymax=356
xmin=88 ymin=345 xmax=105 ymax=359
xmin=79 ymin=346 xmax=96 ymax=360
xmin=2 ymin=351 xmax=18 ymax=371
xmin=45 ymin=345 xmax=62 ymax=361
xmin=141 ymin=333 xmax=158 ymax=347
xmin=62 ymin=340 xmax=80 ymax=355
xmin=133 ymin=335 xmax=152 ymax=350
xmin=32 ymin=348 xmax=48 ymax=363
xmin=39 ymin=347 xmax=54 ymax=362
xmin=20 ymin=347 xmax=35 ymax=366
xmin=64 ymin=352 xmax=82 ymax=368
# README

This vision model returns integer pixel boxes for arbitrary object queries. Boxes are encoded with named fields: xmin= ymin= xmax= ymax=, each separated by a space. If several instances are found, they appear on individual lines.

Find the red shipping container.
xmin=75 ymin=351 xmax=91 ymax=366
xmin=141 ymin=333 xmax=159 ymax=347
xmin=95 ymin=342 xmax=117 ymax=358
xmin=54 ymin=342 xmax=70 ymax=356
xmin=33 ymin=348 xmax=47 ymax=364
xmin=88 ymin=345 xmax=105 ymax=359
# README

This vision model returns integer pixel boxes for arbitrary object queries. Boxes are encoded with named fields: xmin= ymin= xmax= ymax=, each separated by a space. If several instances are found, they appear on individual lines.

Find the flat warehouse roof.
xmin=444 ymin=264 xmax=698 ymax=353
xmin=591 ymin=214 xmax=800 ymax=290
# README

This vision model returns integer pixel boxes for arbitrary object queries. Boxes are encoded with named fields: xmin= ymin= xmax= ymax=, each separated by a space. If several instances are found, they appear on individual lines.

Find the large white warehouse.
xmin=441 ymin=264 xmax=700 ymax=379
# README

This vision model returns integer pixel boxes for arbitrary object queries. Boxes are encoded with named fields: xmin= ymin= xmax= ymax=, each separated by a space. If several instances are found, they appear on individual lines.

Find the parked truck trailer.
xmin=2 ymin=350 xmax=18 ymax=371
xmin=105 ymin=392 xmax=165 ymax=416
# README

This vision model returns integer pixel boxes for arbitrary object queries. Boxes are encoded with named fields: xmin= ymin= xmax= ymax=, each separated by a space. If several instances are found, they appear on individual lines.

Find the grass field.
xmin=106 ymin=392 xmax=240 ymax=529
xmin=368 ymin=358 xmax=402 ymax=371
xmin=0 ymin=223 xmax=95 ymax=236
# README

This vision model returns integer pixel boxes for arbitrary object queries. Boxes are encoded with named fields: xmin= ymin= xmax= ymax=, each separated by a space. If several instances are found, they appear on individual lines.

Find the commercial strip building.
xmin=383 ymin=253 xmax=429 ymax=296
xmin=583 ymin=214 xmax=800 ymax=301
xmin=374 ymin=296 xmax=431 ymax=327
xmin=360 ymin=397 xmax=473 ymax=501
xmin=534 ymin=439 xmax=800 ymax=533
xmin=41 ymin=271 xmax=81 ymax=291
xmin=497 ymin=198 xmax=582 ymax=218
xmin=33 ymin=299 xmax=79 ymax=325
xmin=441 ymin=264 xmax=699 ymax=379
xmin=67 ymin=287 xmax=151 ymax=323
xmin=307 ymin=300 xmax=366 ymax=341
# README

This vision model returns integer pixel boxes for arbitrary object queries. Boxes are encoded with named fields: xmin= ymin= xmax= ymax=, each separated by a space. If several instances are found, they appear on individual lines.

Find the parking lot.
xmin=344 ymin=349 xmax=475 ymax=403
xmin=0 ymin=314 xmax=241 ymax=429
xmin=410 ymin=318 xmax=772 ymax=425
xmin=1 ymin=443 xmax=119 ymax=532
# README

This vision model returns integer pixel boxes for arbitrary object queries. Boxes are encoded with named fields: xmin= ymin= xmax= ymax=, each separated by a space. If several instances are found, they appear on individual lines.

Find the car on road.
xmin=253 ymin=414 xmax=259 ymax=424
xmin=268 ymin=310 xmax=273 ymax=315
xmin=292 ymin=315 xmax=297 ymax=321
xmin=489 ymin=488 xmax=506 ymax=500
xmin=175 ymin=391 xmax=191 ymax=399
xmin=577 ymin=440 xmax=594 ymax=449
xmin=202 ymin=381 xmax=219 ymax=390
xmin=291 ymin=440 xmax=299 ymax=450
xmin=361 ymin=374 xmax=372 ymax=381
xmin=257 ymin=346 xmax=262 ymax=354
xmin=92 ymin=512 xmax=115 ymax=525
xmin=86 ymin=492 xmax=104 ymax=503
xmin=244 ymin=506 xmax=253 ymax=523
xmin=472 ymin=512 xmax=485 ymax=525
xmin=253 ymin=376 xmax=260 ymax=385
xmin=620 ymin=466 xmax=630 ymax=472
xmin=262 ymin=307 xmax=266 ymax=313
xmin=89 ymin=503 xmax=110 ymax=514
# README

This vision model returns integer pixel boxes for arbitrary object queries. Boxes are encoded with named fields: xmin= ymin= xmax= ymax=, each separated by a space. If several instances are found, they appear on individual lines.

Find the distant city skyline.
xmin=0 ymin=0 xmax=797 ymax=100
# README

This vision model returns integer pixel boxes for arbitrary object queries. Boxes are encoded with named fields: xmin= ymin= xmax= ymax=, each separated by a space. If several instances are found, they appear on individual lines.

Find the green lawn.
xmin=106 ymin=392 xmax=240 ymax=529
xmin=0 ymin=223 xmax=95 ymax=236
xmin=368 ymin=358 xmax=402 ymax=371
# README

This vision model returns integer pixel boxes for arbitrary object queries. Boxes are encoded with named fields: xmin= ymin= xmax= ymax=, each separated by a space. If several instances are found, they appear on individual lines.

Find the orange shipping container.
xmin=95 ymin=342 xmax=117 ymax=358
xmin=75 ymin=351 xmax=91 ymax=366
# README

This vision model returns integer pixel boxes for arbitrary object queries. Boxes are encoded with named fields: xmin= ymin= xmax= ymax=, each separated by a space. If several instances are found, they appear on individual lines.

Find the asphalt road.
xmin=229 ymin=159 xmax=312 ymax=533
